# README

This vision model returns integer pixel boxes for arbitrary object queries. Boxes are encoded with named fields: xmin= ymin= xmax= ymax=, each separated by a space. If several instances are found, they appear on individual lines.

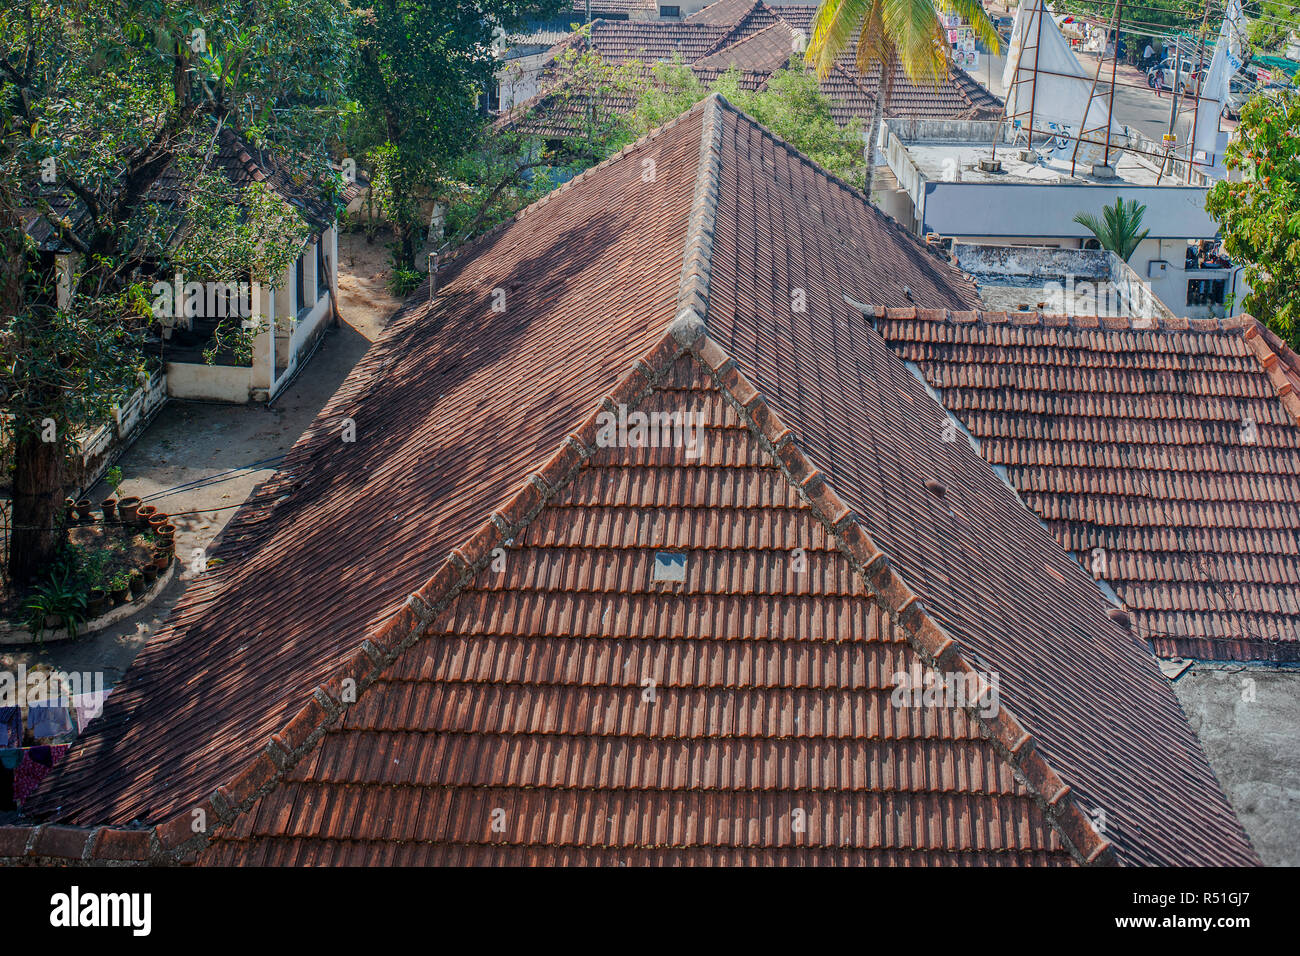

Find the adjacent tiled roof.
xmin=693 ymin=21 xmax=798 ymax=73
xmin=875 ymin=310 xmax=1300 ymax=663
xmin=509 ymin=4 xmax=1001 ymax=140
xmin=4 ymin=96 xmax=1256 ymax=867
xmin=686 ymin=0 xmax=766 ymax=24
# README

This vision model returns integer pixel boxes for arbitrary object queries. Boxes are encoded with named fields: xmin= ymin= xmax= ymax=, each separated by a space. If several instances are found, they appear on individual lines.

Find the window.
xmin=317 ymin=237 xmax=329 ymax=298
xmin=1187 ymin=278 xmax=1225 ymax=307
xmin=660 ymin=5 xmax=681 ymax=17
xmin=294 ymin=251 xmax=306 ymax=314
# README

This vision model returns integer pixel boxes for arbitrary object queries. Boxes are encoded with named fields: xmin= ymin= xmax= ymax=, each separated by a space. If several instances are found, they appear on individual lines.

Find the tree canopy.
xmin=1207 ymin=85 xmax=1300 ymax=349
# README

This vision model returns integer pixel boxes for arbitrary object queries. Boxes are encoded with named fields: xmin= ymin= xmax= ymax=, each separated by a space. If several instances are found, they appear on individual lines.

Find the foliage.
xmin=438 ymin=40 xmax=641 ymax=251
xmin=805 ymin=0 xmax=1001 ymax=85
xmin=105 ymin=466 xmax=123 ymax=496
xmin=1207 ymin=85 xmax=1300 ymax=349
xmin=1073 ymin=198 xmax=1151 ymax=262
xmin=167 ymin=173 xmax=312 ymax=363
xmin=388 ymin=265 xmax=423 ymax=296
xmin=1 ymin=0 xmax=355 ymax=580
xmin=22 ymin=564 xmax=87 ymax=640
xmin=348 ymin=0 xmax=568 ymax=270
xmin=717 ymin=68 xmax=866 ymax=188
xmin=626 ymin=57 xmax=866 ymax=187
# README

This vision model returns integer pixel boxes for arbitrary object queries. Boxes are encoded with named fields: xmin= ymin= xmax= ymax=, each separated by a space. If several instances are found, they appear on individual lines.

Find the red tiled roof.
xmin=524 ymin=5 xmax=1002 ymax=135
xmin=875 ymin=309 xmax=1300 ymax=663
xmin=686 ymin=0 xmax=766 ymax=24
xmin=693 ymin=21 xmax=798 ymax=73
xmin=4 ymin=98 xmax=1255 ymax=867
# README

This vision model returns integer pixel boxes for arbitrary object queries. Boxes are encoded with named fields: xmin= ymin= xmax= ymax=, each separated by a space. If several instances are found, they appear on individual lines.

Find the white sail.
xmin=1193 ymin=0 xmax=1248 ymax=158
xmin=1003 ymin=0 xmax=1122 ymax=138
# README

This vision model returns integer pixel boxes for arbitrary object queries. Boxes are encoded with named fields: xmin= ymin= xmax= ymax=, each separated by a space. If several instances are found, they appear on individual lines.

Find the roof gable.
xmin=197 ymin=350 xmax=1077 ymax=865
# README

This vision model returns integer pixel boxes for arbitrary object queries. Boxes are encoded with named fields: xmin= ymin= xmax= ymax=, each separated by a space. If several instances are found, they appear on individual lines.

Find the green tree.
xmin=2 ymin=0 xmax=353 ymax=582
xmin=1207 ymin=86 xmax=1300 ymax=349
xmin=1073 ymin=198 xmax=1151 ymax=262
xmin=627 ymin=58 xmax=866 ymax=187
xmin=349 ymin=1 xmax=566 ymax=272
xmin=804 ymin=0 xmax=1001 ymax=195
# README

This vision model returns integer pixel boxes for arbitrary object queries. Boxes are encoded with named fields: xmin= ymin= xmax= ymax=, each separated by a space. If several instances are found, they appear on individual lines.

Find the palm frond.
xmin=879 ymin=0 xmax=947 ymax=86
xmin=807 ymin=0 xmax=875 ymax=79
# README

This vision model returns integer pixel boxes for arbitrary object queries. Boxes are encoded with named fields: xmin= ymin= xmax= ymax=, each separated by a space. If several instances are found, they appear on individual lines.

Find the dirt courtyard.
xmin=1 ymin=228 xmax=405 ymax=684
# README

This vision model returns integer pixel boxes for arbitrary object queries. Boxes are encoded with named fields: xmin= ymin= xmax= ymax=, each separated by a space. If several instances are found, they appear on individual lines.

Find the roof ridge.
xmin=675 ymin=94 xmax=726 ymax=334
xmin=666 ymin=331 xmax=1118 ymax=867
xmin=705 ymin=95 xmax=978 ymax=283
xmin=696 ymin=1 xmax=768 ymax=56
xmin=877 ymin=307 xmax=1262 ymax=337
xmin=1242 ymin=315 xmax=1300 ymax=428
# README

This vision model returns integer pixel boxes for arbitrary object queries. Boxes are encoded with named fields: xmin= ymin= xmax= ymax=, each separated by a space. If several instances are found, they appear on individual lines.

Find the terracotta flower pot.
xmin=148 ymin=512 xmax=169 ymax=531
xmin=142 ymin=564 xmax=158 ymax=584
xmin=156 ymin=523 xmax=175 ymax=541
xmin=128 ymin=572 xmax=145 ymax=597
xmin=153 ymin=551 xmax=171 ymax=572
xmin=102 ymin=497 xmax=118 ymax=522
xmin=136 ymin=505 xmax=157 ymax=528
xmin=64 ymin=497 xmax=76 ymax=523
xmin=118 ymin=496 xmax=142 ymax=524
xmin=87 ymin=590 xmax=110 ymax=617
xmin=111 ymin=586 xmax=130 ymax=606
xmin=75 ymin=498 xmax=94 ymax=521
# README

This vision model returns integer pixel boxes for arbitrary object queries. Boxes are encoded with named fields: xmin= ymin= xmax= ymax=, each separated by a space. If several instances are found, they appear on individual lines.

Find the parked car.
xmin=1147 ymin=57 xmax=1203 ymax=93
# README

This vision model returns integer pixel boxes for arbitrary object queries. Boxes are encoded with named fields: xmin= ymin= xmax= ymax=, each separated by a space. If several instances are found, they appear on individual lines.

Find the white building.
xmin=877 ymin=118 xmax=1246 ymax=319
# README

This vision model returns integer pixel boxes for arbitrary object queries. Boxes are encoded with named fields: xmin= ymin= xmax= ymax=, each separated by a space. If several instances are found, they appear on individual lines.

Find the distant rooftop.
xmin=901 ymin=140 xmax=1168 ymax=188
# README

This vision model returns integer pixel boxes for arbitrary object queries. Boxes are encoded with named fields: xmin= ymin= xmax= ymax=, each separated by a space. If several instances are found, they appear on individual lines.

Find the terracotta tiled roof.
xmin=563 ymin=18 xmax=733 ymax=63
xmin=693 ymin=21 xmax=798 ymax=72
xmin=686 ymin=0 xmax=765 ymax=24
xmin=4 ymin=98 xmax=1255 ymax=867
xmin=875 ymin=309 xmax=1300 ymax=663
xmin=514 ymin=4 xmax=1001 ymax=140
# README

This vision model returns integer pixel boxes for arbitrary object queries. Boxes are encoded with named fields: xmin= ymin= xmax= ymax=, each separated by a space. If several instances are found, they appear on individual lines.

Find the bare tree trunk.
xmin=0 ymin=180 xmax=62 ymax=584
xmin=863 ymin=92 xmax=884 ymax=201
xmin=9 ymin=435 xmax=62 ymax=584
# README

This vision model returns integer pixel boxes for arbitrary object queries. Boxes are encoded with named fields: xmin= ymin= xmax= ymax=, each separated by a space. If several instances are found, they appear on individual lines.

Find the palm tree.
xmin=1073 ymin=199 xmax=1151 ymax=262
xmin=805 ymin=0 xmax=1002 ymax=197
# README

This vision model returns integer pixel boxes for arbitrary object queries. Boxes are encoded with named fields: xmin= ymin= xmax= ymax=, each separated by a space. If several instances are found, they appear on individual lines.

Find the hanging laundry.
xmin=71 ymin=690 xmax=111 ymax=734
xmin=0 ymin=707 xmax=20 ymax=748
xmin=13 ymin=744 xmax=68 ymax=806
xmin=27 ymin=699 xmax=75 ymax=740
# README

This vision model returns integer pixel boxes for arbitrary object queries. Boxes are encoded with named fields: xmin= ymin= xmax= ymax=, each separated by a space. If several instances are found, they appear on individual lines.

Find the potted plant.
xmin=102 ymin=466 xmax=124 ymax=522
xmin=136 ymin=504 xmax=157 ymax=528
xmin=118 ymin=495 xmax=142 ymax=525
xmin=141 ymin=563 xmax=158 ymax=586
xmin=148 ymin=511 xmax=169 ymax=531
xmin=109 ymin=571 xmax=131 ymax=606
xmin=153 ymin=547 xmax=171 ymax=571
xmin=86 ymin=588 xmax=110 ymax=617
xmin=127 ymin=569 xmax=145 ymax=597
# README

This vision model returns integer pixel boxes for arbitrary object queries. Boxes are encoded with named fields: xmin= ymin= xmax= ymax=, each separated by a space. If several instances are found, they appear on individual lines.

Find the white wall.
xmin=918 ymin=181 xmax=1217 ymax=241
